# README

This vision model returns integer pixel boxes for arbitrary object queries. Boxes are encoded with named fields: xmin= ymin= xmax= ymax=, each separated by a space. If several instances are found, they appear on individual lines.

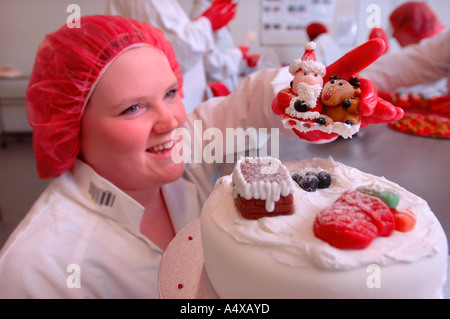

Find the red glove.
xmin=237 ymin=45 xmax=249 ymax=60
xmin=326 ymin=38 xmax=403 ymax=126
xmin=358 ymin=78 xmax=404 ymax=127
xmin=200 ymin=1 xmax=237 ymax=31
xmin=272 ymin=38 xmax=404 ymax=142
xmin=208 ymin=82 xmax=231 ymax=97
xmin=247 ymin=53 xmax=260 ymax=68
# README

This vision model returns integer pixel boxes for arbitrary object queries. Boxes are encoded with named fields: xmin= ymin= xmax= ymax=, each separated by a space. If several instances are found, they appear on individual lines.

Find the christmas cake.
xmin=200 ymin=157 xmax=448 ymax=298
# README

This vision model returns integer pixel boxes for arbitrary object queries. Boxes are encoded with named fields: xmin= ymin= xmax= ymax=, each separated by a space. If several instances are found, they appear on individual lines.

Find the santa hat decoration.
xmin=289 ymin=42 xmax=326 ymax=77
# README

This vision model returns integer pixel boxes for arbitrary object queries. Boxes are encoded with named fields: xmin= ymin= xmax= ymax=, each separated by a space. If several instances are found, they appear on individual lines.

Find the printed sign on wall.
xmin=261 ymin=0 xmax=335 ymax=45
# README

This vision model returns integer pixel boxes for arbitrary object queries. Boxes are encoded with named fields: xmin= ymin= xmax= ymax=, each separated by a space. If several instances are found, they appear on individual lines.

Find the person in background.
xmin=106 ymin=0 xmax=236 ymax=112
xmin=0 ymin=15 xmax=402 ymax=298
xmin=190 ymin=0 xmax=259 ymax=95
xmin=360 ymin=1 xmax=448 ymax=101
xmin=306 ymin=22 xmax=342 ymax=67
xmin=389 ymin=1 xmax=444 ymax=48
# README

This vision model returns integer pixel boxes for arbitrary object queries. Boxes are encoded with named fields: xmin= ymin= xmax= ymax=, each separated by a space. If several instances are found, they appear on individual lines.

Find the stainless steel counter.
xmin=275 ymin=123 xmax=450 ymax=252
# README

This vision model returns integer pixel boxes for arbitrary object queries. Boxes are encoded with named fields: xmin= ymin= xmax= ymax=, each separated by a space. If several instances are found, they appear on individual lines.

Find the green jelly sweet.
xmin=357 ymin=187 xmax=399 ymax=208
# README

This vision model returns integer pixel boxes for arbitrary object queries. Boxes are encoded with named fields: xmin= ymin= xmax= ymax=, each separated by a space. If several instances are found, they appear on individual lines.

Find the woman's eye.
xmin=314 ymin=73 xmax=318 ymax=77
xmin=166 ymin=89 xmax=177 ymax=99
xmin=121 ymin=104 xmax=141 ymax=115
xmin=303 ymin=72 xmax=308 ymax=76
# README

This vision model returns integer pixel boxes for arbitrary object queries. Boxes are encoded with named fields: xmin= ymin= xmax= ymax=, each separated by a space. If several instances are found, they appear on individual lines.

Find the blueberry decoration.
xmin=342 ymin=99 xmax=351 ymax=108
xmin=317 ymin=171 xmax=332 ymax=188
xmin=300 ymin=174 xmax=319 ymax=192
xmin=316 ymin=117 xmax=327 ymax=126
xmin=292 ymin=172 xmax=305 ymax=184
xmin=294 ymin=100 xmax=310 ymax=112
xmin=292 ymin=170 xmax=332 ymax=192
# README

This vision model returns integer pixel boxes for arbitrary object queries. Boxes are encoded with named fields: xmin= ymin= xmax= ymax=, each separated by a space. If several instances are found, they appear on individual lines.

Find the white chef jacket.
xmin=106 ymin=0 xmax=217 ymax=113
xmin=360 ymin=29 xmax=450 ymax=98
xmin=313 ymin=33 xmax=343 ymax=67
xmin=0 ymin=67 xmax=298 ymax=298
xmin=190 ymin=0 xmax=245 ymax=92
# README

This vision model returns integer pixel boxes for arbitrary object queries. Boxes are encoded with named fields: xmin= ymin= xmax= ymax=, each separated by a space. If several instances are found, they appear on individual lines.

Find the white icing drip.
xmin=232 ymin=157 xmax=294 ymax=213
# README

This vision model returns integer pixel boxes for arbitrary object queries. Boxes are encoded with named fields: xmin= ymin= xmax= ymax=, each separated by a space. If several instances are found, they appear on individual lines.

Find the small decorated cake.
xmin=201 ymin=157 xmax=448 ymax=298
xmin=232 ymin=157 xmax=294 ymax=219
xmin=273 ymin=42 xmax=363 ymax=138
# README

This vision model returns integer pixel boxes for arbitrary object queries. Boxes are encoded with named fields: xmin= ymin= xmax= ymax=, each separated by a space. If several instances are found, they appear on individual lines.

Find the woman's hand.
xmin=326 ymin=38 xmax=404 ymax=127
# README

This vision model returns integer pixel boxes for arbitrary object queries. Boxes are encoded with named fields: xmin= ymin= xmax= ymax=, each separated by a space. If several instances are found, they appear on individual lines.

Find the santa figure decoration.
xmin=272 ymin=37 xmax=404 ymax=141
xmin=274 ymin=41 xmax=361 ymax=139
xmin=282 ymin=42 xmax=326 ymax=121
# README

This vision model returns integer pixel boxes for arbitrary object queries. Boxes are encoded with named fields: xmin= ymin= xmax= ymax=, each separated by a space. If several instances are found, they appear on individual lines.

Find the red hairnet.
xmin=306 ymin=23 xmax=328 ymax=41
xmin=26 ymin=15 xmax=183 ymax=179
xmin=389 ymin=2 xmax=444 ymax=41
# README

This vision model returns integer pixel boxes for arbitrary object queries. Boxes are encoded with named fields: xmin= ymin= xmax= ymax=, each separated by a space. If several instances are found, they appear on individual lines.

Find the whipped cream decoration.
xmin=284 ymin=82 xmax=323 ymax=117
xmin=232 ymin=157 xmax=294 ymax=212
xmin=285 ymin=98 xmax=322 ymax=120
xmin=282 ymin=118 xmax=360 ymax=139
xmin=212 ymin=157 xmax=444 ymax=271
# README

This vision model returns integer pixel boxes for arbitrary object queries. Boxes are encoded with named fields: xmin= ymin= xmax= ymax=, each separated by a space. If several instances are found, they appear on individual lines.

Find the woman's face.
xmin=80 ymin=47 xmax=186 ymax=191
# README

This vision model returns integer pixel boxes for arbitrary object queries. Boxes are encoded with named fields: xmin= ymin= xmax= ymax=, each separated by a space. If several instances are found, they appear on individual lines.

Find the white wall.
xmin=0 ymin=0 xmax=107 ymax=132
xmin=0 ymin=0 xmax=107 ymax=79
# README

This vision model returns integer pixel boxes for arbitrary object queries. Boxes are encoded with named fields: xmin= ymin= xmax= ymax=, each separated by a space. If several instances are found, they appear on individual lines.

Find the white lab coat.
xmin=0 ymin=67 xmax=297 ymax=298
xmin=190 ymin=0 xmax=245 ymax=92
xmin=313 ymin=33 xmax=343 ymax=67
xmin=106 ymin=0 xmax=216 ymax=113
xmin=360 ymin=29 xmax=450 ymax=98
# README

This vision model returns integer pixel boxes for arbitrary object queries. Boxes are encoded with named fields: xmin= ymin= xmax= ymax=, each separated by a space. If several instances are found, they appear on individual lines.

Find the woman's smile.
xmin=147 ymin=140 xmax=175 ymax=155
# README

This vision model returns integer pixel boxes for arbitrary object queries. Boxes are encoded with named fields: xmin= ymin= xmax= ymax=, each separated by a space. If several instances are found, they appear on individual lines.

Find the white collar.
xmin=59 ymin=159 xmax=145 ymax=237
xmin=58 ymin=159 xmax=200 ymax=238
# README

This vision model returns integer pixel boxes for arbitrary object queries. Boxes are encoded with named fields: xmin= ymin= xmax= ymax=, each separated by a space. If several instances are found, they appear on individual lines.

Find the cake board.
xmin=158 ymin=218 xmax=219 ymax=299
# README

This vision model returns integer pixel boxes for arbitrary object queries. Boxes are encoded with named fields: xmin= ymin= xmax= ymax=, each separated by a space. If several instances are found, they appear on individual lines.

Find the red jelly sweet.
xmin=313 ymin=190 xmax=395 ymax=249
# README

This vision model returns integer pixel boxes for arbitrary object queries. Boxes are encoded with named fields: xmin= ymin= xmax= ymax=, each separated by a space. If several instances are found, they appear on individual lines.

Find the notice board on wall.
xmin=261 ymin=0 xmax=335 ymax=45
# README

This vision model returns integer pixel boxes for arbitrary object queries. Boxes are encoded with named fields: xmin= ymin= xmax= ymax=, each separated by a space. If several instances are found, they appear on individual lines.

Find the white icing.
xmin=285 ymin=83 xmax=322 ymax=119
xmin=304 ymin=42 xmax=316 ymax=51
xmin=201 ymin=157 xmax=448 ymax=298
xmin=282 ymin=117 xmax=360 ymax=139
xmin=232 ymin=157 xmax=293 ymax=212
xmin=289 ymin=60 xmax=326 ymax=76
